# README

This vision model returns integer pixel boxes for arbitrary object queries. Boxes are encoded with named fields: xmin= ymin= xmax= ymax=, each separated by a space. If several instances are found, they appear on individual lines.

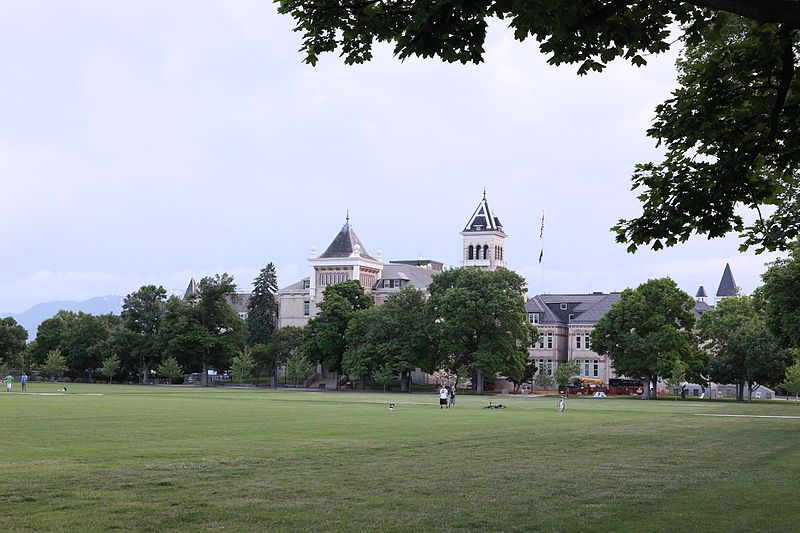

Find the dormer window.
xmin=560 ymin=303 xmax=568 ymax=310
xmin=527 ymin=313 xmax=540 ymax=324
xmin=303 ymin=280 xmax=310 ymax=290
xmin=568 ymin=314 xmax=574 ymax=322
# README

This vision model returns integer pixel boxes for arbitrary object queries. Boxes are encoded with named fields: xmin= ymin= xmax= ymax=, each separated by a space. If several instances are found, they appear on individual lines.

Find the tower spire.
xmin=346 ymin=209 xmax=350 ymax=226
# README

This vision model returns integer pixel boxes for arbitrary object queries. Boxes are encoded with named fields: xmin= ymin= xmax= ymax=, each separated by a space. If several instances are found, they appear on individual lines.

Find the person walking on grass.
xmin=439 ymin=385 xmax=448 ymax=409
xmin=5 ymin=374 xmax=13 ymax=392
xmin=21 ymin=372 xmax=27 ymax=392
xmin=449 ymin=387 xmax=456 ymax=408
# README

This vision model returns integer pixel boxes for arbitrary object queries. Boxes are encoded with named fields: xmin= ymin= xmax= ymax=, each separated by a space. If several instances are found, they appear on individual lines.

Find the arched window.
xmin=468 ymin=245 xmax=474 ymax=260
xmin=483 ymin=245 xmax=489 ymax=260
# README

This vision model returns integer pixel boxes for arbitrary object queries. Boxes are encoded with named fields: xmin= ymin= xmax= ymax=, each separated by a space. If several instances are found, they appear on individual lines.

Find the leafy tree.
xmin=372 ymin=364 xmax=396 ymax=393
xmin=304 ymin=281 xmax=373 ymax=389
xmin=247 ymin=262 xmax=279 ymax=345
xmin=157 ymin=275 xmax=246 ymax=388
xmin=759 ymin=245 xmax=800 ymax=349
xmin=230 ymin=347 xmax=257 ymax=384
xmin=709 ymin=317 xmax=792 ymax=401
xmin=698 ymin=296 xmax=759 ymax=355
xmin=344 ymin=287 xmax=438 ymax=392
xmin=286 ymin=351 xmax=314 ymax=387
xmin=99 ymin=355 xmax=121 ymax=384
xmin=781 ymin=360 xmax=800 ymax=401
xmin=534 ymin=368 xmax=555 ymax=391
xmin=0 ymin=317 xmax=28 ymax=368
xmin=157 ymin=296 xmax=210 ymax=378
xmin=277 ymin=2 xmax=800 ymax=253
xmin=41 ymin=349 xmax=67 ymax=381
xmin=121 ymin=285 xmax=167 ymax=384
xmin=192 ymin=274 xmax=247 ymax=386
xmin=664 ymin=359 xmax=687 ymax=397
xmin=64 ymin=313 xmax=117 ymax=382
xmin=427 ymin=268 xmax=533 ymax=394
xmin=555 ymin=360 xmax=581 ymax=396
xmin=507 ymin=357 xmax=538 ymax=394
xmin=30 ymin=311 xmax=77 ymax=366
xmin=592 ymin=278 xmax=698 ymax=399
xmin=157 ymin=355 xmax=183 ymax=384
xmin=265 ymin=326 xmax=304 ymax=388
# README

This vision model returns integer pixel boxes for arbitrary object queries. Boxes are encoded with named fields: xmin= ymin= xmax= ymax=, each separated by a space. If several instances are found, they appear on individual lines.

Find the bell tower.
xmin=461 ymin=191 xmax=507 ymax=271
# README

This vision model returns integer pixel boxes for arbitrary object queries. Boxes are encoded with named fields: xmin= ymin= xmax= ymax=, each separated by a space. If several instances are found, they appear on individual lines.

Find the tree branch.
xmin=768 ymin=24 xmax=796 ymax=143
xmin=690 ymin=0 xmax=800 ymax=25
xmin=570 ymin=0 xmax=632 ymax=30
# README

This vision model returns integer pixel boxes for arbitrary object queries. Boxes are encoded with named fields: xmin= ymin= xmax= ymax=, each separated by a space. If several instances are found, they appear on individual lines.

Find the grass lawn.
xmin=2 ymin=384 xmax=799 ymax=532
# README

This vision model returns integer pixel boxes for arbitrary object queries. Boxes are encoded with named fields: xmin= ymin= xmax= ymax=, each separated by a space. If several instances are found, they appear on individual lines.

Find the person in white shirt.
xmin=439 ymin=386 xmax=449 ymax=409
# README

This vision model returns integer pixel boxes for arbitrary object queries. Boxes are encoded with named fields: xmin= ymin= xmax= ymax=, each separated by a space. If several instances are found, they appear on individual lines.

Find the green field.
xmin=2 ymin=385 xmax=799 ymax=532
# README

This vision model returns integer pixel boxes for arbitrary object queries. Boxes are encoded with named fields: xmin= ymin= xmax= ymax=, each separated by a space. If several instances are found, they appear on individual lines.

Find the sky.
xmin=0 ymin=1 xmax=788 ymax=314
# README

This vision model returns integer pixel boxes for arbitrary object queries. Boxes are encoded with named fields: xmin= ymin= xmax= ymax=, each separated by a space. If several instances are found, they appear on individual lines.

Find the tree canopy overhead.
xmin=276 ymin=1 xmax=800 ymax=253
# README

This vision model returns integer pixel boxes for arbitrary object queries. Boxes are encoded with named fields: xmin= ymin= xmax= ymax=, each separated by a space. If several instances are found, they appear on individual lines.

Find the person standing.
xmin=5 ymin=374 xmax=13 ymax=392
xmin=21 ymin=372 xmax=27 ymax=392
xmin=439 ymin=385 xmax=448 ymax=409
xmin=448 ymin=387 xmax=456 ymax=408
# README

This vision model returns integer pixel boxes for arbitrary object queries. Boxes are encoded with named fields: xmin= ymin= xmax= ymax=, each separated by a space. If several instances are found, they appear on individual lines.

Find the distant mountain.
xmin=1 ymin=295 xmax=123 ymax=339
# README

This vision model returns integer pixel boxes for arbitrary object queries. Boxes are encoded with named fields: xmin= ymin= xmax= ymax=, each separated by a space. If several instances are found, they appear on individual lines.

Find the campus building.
xmin=186 ymin=191 xmax=742 ymax=388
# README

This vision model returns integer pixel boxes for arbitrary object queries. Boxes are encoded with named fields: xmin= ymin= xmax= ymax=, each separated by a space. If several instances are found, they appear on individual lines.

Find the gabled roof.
xmin=319 ymin=222 xmax=375 ymax=260
xmin=716 ymin=263 xmax=738 ymax=297
xmin=692 ymin=300 xmax=713 ymax=318
xmin=374 ymin=264 xmax=437 ymax=291
xmin=463 ymin=192 xmax=504 ymax=233
xmin=278 ymin=277 xmax=310 ymax=295
xmin=528 ymin=291 xmax=711 ymax=326
xmin=696 ymin=285 xmax=708 ymax=298
xmin=184 ymin=277 xmax=199 ymax=299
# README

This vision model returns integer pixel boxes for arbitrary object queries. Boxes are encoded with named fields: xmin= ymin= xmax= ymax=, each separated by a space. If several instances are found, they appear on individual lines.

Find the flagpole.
xmin=539 ymin=211 xmax=544 ymax=294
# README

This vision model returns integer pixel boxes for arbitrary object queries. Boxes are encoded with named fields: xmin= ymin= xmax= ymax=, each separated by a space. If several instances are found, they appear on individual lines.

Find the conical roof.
xmin=716 ymin=263 xmax=738 ymax=297
xmin=696 ymin=285 xmax=708 ymax=298
xmin=319 ymin=222 xmax=375 ymax=260
xmin=463 ymin=192 xmax=504 ymax=233
xmin=184 ymin=277 xmax=199 ymax=299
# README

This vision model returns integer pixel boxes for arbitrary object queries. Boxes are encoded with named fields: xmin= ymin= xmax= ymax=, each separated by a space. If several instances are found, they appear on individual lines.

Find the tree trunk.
xmin=334 ymin=369 xmax=340 ymax=390
xmin=642 ymin=376 xmax=651 ymax=400
xmin=400 ymin=370 xmax=409 ymax=392
xmin=651 ymin=375 xmax=658 ymax=399
xmin=477 ymin=369 xmax=484 ymax=395
xmin=202 ymin=361 xmax=209 ymax=387
xmin=747 ymin=381 xmax=753 ymax=403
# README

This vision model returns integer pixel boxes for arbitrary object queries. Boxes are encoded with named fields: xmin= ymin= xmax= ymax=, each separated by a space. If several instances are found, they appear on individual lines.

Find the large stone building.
xmin=191 ymin=191 xmax=740 ymax=388
xmin=276 ymin=215 xmax=446 ymax=328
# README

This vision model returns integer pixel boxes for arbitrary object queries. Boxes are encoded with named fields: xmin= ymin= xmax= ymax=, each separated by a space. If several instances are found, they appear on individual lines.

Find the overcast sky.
xmin=0 ymin=1 xmax=787 ymax=314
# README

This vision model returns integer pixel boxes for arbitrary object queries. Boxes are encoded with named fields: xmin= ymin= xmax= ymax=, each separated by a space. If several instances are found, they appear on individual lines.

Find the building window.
xmin=593 ymin=360 xmax=599 ymax=377
xmin=303 ymin=300 xmax=310 ymax=316
xmin=585 ymin=334 xmax=591 ymax=351
xmin=546 ymin=332 xmax=553 ymax=349
xmin=303 ymin=280 xmax=310 ymax=290
xmin=568 ymin=314 xmax=574 ymax=322
xmin=537 ymin=334 xmax=544 ymax=348
xmin=560 ymin=303 xmax=568 ymax=310
xmin=584 ymin=360 xmax=590 ymax=377
xmin=528 ymin=313 xmax=540 ymax=324
xmin=576 ymin=334 xmax=582 ymax=350
xmin=468 ymin=245 xmax=474 ymax=260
